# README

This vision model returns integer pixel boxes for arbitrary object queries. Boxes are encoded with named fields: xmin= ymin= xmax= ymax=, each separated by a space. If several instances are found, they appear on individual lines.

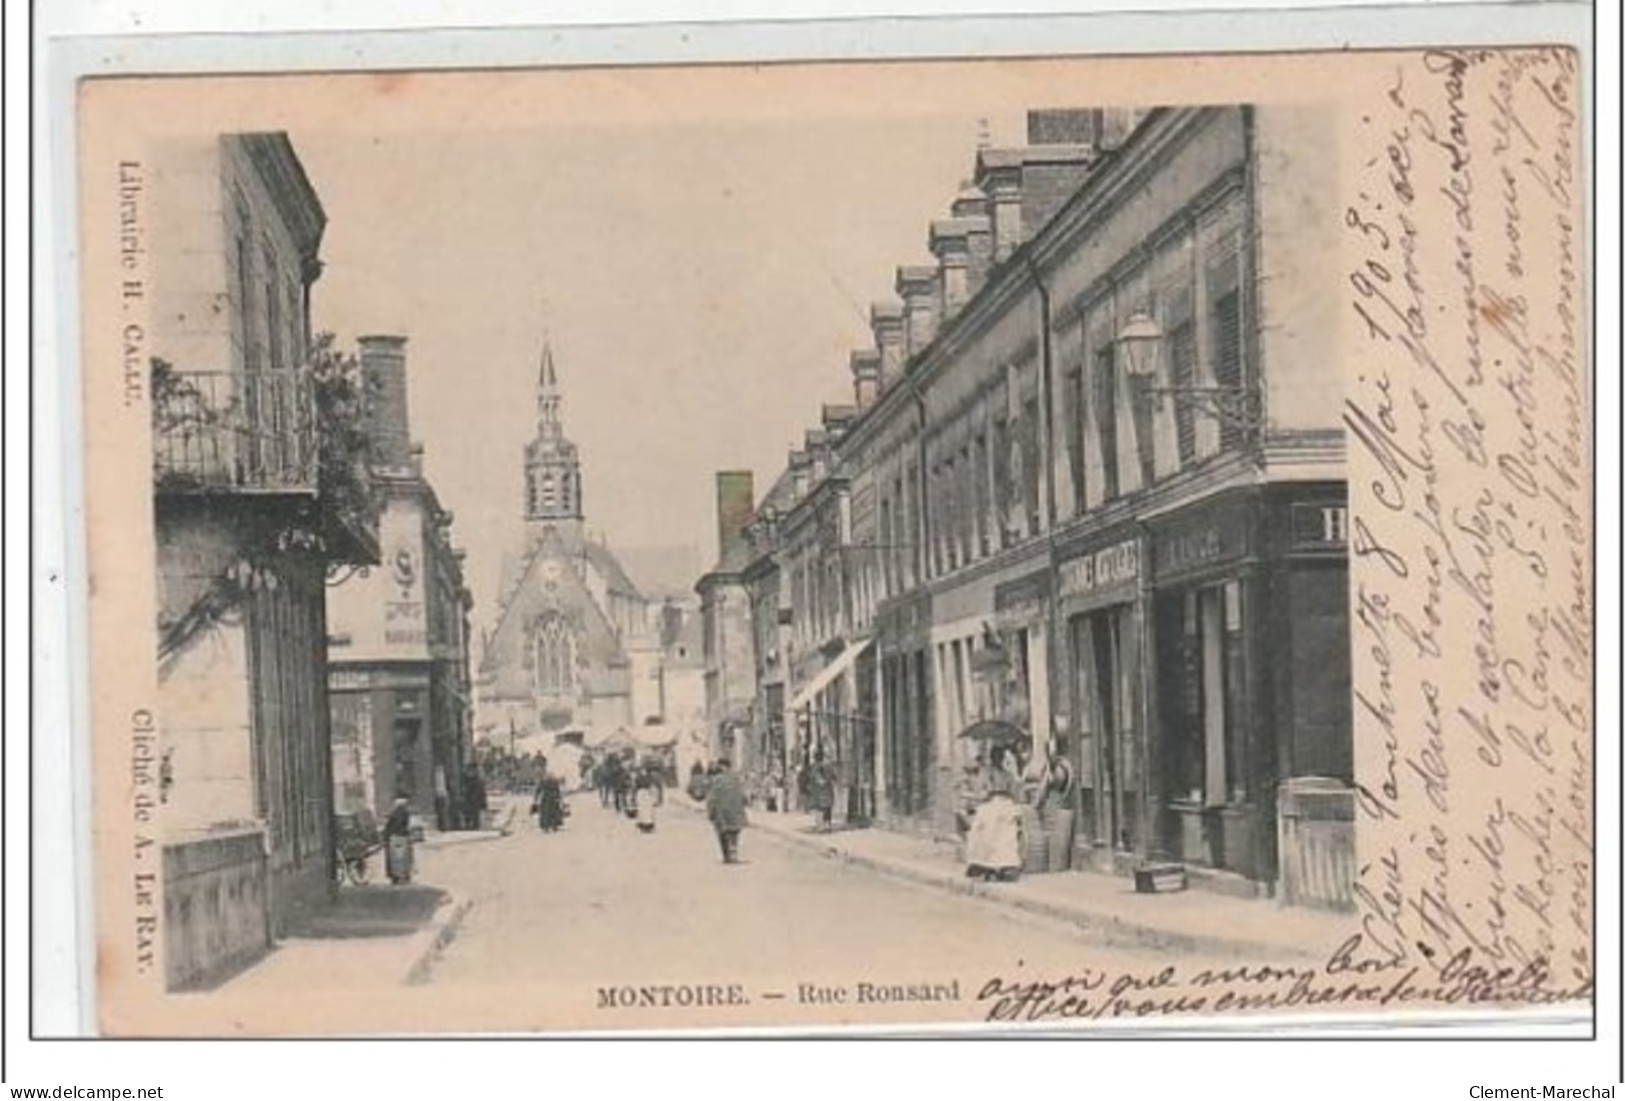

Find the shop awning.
xmin=790 ymin=636 xmax=873 ymax=712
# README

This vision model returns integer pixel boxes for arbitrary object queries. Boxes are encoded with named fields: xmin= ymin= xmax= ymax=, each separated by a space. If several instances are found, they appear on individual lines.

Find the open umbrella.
xmin=957 ymin=719 xmax=1029 ymax=748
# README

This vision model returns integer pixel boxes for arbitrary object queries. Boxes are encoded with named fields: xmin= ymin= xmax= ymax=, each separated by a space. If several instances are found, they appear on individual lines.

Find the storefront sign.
xmin=1058 ymin=539 xmax=1139 ymax=600
xmin=1290 ymin=502 xmax=1349 ymax=548
xmin=993 ymin=569 xmax=1051 ymax=612
xmin=1152 ymin=502 xmax=1252 ymax=581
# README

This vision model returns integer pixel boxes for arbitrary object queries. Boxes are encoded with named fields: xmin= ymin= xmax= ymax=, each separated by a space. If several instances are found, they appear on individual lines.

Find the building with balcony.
xmin=726 ymin=105 xmax=1353 ymax=908
xmin=148 ymin=133 xmax=379 ymax=989
xmin=325 ymin=336 xmax=476 ymax=832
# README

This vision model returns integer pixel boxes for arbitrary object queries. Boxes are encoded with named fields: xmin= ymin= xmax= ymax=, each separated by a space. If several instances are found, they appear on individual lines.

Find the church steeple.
xmin=537 ymin=337 xmax=562 ymax=439
xmin=523 ymin=335 xmax=583 ymax=526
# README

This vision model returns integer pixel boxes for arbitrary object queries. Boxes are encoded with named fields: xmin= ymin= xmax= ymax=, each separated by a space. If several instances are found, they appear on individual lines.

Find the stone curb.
xmin=402 ymin=891 xmax=474 ymax=986
xmin=681 ymin=803 xmax=1319 ymax=962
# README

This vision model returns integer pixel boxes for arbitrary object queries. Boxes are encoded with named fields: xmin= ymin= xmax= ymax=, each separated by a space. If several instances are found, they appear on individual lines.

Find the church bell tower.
xmin=523 ymin=338 xmax=584 ymax=531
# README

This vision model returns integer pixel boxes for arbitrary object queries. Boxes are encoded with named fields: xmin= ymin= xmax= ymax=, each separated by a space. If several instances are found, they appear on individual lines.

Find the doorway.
xmin=1072 ymin=606 xmax=1141 ymax=858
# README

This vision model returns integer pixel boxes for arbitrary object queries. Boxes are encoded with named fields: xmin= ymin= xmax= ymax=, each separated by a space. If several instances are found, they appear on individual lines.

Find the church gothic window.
xmin=533 ymin=614 xmax=575 ymax=696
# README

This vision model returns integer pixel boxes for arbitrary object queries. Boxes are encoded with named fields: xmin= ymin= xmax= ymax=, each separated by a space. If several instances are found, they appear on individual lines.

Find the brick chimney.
xmin=974 ymin=109 xmax=1100 ymax=262
xmin=895 ymin=265 xmax=939 ymax=360
xmin=1027 ymin=107 xmax=1100 ymax=145
xmin=930 ymin=216 xmax=988 ymax=319
xmin=788 ymin=449 xmax=811 ymax=499
xmin=822 ymin=403 xmax=858 ymax=441
xmin=358 ymin=334 xmax=411 ymax=468
xmin=849 ymin=350 xmax=881 ymax=409
xmin=870 ymin=302 xmax=906 ymax=386
xmin=804 ymin=428 xmax=831 ymax=480
xmin=714 ymin=470 xmax=755 ymax=571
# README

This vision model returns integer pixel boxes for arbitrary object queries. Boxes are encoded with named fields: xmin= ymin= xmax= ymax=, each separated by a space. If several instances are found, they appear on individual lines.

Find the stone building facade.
xmin=326 ymin=335 xmax=476 ymax=830
xmin=725 ymin=105 xmax=1353 ymax=907
xmin=148 ymin=133 xmax=379 ymax=988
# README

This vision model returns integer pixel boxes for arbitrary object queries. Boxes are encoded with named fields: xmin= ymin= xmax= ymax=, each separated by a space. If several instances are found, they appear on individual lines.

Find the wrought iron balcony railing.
xmin=152 ymin=367 xmax=319 ymax=494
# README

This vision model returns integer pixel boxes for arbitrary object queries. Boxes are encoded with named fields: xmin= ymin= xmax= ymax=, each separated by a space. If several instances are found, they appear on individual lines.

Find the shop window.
xmin=1168 ymin=582 xmax=1246 ymax=806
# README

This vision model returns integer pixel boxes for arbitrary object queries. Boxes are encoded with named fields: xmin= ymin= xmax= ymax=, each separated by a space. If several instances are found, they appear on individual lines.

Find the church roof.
xmin=486 ymin=523 xmax=644 ymax=664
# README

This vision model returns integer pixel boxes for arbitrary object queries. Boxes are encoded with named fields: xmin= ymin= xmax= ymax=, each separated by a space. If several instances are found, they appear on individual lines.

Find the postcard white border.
xmin=14 ymin=0 xmax=1620 ymax=1093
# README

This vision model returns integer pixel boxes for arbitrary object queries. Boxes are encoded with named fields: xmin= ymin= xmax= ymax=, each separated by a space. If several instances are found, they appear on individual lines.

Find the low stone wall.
xmin=163 ymin=829 xmax=271 ymax=990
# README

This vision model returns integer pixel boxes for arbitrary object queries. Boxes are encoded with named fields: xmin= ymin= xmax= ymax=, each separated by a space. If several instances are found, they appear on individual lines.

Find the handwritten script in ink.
xmin=975 ymin=932 xmax=1588 ymax=1023
xmin=1342 ymin=48 xmax=1590 ymax=993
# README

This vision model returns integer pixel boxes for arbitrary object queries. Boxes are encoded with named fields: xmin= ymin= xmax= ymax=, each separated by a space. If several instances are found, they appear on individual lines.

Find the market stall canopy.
xmin=957 ymin=719 xmax=1029 ymax=748
xmin=632 ymin=723 xmax=679 ymax=749
xmin=553 ymin=730 xmax=587 ymax=748
xmin=589 ymin=729 xmax=640 ymax=753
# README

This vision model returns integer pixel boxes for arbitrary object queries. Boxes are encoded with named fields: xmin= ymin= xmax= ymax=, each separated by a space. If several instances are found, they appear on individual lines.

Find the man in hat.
xmin=704 ymin=758 xmax=749 ymax=864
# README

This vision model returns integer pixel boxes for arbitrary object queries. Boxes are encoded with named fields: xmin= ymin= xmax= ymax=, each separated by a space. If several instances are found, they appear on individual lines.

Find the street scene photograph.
xmin=71 ymin=47 xmax=1593 ymax=1036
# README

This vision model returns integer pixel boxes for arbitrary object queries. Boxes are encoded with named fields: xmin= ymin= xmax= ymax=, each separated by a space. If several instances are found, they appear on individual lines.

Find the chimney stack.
xmin=1027 ymin=107 xmax=1100 ymax=145
xmin=929 ymin=217 xmax=988 ymax=319
xmin=804 ymin=428 xmax=830 ymax=479
xmin=822 ymin=403 xmax=858 ymax=441
xmin=789 ymin=449 xmax=811 ymax=499
xmin=358 ymin=334 xmax=411 ymax=468
xmin=895 ymin=265 xmax=940 ymax=360
xmin=870 ymin=302 xmax=906 ymax=387
xmin=714 ymin=470 xmax=755 ymax=570
xmin=974 ymin=109 xmax=1100 ymax=263
xmin=849 ymin=350 xmax=881 ymax=409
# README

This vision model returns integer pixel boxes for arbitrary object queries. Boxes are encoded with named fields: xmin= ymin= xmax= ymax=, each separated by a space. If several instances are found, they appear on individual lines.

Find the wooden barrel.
xmin=1020 ymin=806 xmax=1047 ymax=873
xmin=1046 ymin=809 xmax=1075 ymax=873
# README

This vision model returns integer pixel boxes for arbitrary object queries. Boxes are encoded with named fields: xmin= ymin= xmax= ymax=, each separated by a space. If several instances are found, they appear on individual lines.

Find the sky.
xmin=291 ymin=77 xmax=1028 ymax=613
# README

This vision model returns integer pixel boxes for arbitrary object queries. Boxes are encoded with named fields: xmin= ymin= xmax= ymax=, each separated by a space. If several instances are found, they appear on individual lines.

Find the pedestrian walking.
xmin=633 ymin=764 xmax=662 ymax=834
xmin=686 ymin=761 xmax=710 ymax=802
xmin=383 ymin=794 xmax=415 ymax=886
xmin=533 ymin=770 xmax=566 ymax=832
xmin=704 ymin=758 xmax=748 ymax=864
xmin=461 ymin=765 xmax=488 ymax=830
xmin=806 ymin=748 xmax=836 ymax=832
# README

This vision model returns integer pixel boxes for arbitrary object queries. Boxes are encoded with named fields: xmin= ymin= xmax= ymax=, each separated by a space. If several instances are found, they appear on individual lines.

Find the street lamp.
xmin=1116 ymin=311 xmax=1263 ymax=438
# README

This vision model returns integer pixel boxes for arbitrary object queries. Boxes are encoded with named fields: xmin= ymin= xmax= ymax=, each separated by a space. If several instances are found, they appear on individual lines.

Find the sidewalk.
xmin=418 ymin=794 xmax=521 ymax=851
xmin=210 ymin=881 xmax=473 ymax=995
xmin=702 ymin=802 xmax=1349 ymax=961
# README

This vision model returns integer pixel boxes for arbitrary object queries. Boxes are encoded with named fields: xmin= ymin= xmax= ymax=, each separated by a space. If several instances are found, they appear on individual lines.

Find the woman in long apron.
xmin=634 ymin=767 xmax=660 ymax=834
xmin=383 ymin=795 xmax=415 ymax=886
xmin=964 ymin=747 xmax=1024 ymax=881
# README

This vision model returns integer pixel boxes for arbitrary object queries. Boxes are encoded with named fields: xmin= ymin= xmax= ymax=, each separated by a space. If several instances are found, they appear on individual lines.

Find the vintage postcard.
xmin=73 ymin=43 xmax=1592 ymax=1036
